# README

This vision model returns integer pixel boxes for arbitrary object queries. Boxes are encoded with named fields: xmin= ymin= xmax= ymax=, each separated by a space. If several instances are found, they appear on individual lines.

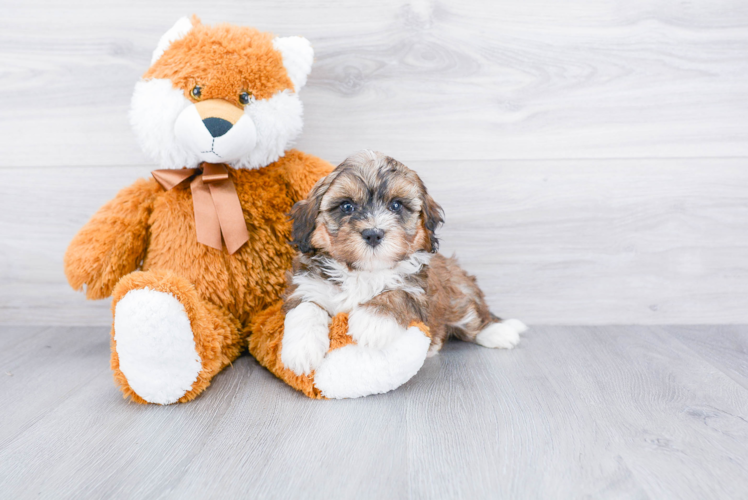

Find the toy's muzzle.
xmin=174 ymin=98 xmax=258 ymax=164
xmin=195 ymin=99 xmax=244 ymax=137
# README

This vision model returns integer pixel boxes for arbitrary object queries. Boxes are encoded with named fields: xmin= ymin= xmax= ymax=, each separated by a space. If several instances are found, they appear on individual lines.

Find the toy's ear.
xmin=151 ymin=16 xmax=197 ymax=65
xmin=272 ymin=36 xmax=314 ymax=92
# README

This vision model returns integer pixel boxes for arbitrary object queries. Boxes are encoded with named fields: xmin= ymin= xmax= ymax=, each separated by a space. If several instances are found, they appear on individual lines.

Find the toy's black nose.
xmin=203 ymin=117 xmax=233 ymax=138
xmin=361 ymin=228 xmax=385 ymax=248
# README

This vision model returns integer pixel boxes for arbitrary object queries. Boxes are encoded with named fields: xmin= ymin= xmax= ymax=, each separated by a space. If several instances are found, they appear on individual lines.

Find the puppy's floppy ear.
xmin=420 ymin=188 xmax=444 ymax=253
xmin=290 ymin=198 xmax=318 ymax=254
xmin=290 ymin=174 xmax=335 ymax=253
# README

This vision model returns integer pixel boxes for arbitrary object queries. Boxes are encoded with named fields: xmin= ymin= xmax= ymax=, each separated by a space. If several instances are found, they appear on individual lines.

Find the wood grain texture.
xmin=2 ymin=159 xmax=747 ymax=325
xmin=0 ymin=0 xmax=747 ymax=167
xmin=0 ymin=326 xmax=110 ymax=447
xmin=1 ymin=325 xmax=747 ymax=498
xmin=664 ymin=325 xmax=748 ymax=390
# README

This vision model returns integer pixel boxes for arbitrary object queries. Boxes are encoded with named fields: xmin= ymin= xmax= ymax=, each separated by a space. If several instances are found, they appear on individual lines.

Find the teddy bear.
xmin=63 ymin=16 xmax=333 ymax=405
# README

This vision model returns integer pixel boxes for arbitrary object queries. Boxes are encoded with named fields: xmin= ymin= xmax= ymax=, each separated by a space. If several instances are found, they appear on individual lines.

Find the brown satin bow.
xmin=152 ymin=163 xmax=249 ymax=254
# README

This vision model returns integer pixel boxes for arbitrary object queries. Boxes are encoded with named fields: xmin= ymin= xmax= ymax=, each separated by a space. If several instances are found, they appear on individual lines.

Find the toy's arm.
xmin=63 ymin=178 xmax=162 ymax=300
xmin=280 ymin=150 xmax=335 ymax=203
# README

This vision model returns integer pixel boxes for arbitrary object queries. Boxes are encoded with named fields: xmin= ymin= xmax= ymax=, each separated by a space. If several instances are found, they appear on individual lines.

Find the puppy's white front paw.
xmin=281 ymin=302 xmax=331 ymax=376
xmin=475 ymin=319 xmax=527 ymax=349
xmin=348 ymin=307 xmax=405 ymax=349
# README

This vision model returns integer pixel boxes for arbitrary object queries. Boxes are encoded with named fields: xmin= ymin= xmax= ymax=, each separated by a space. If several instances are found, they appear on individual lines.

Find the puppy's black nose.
xmin=203 ymin=117 xmax=233 ymax=138
xmin=361 ymin=228 xmax=385 ymax=248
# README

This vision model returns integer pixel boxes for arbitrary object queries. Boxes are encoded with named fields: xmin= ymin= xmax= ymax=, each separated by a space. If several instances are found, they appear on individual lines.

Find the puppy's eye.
xmin=389 ymin=200 xmax=403 ymax=212
xmin=239 ymin=91 xmax=253 ymax=105
xmin=340 ymin=201 xmax=355 ymax=214
xmin=191 ymin=85 xmax=202 ymax=99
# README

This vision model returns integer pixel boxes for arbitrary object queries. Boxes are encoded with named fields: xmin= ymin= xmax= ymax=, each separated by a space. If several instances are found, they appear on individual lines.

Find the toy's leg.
xmin=313 ymin=325 xmax=431 ymax=399
xmin=111 ymin=270 xmax=243 ymax=404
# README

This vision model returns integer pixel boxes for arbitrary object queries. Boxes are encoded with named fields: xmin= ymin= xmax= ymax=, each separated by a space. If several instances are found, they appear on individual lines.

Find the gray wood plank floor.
xmin=1 ymin=325 xmax=746 ymax=499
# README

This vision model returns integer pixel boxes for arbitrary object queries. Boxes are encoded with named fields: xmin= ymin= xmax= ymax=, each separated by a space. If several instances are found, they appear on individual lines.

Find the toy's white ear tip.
xmin=276 ymin=35 xmax=311 ymax=47
xmin=151 ymin=16 xmax=195 ymax=65
xmin=272 ymin=36 xmax=314 ymax=92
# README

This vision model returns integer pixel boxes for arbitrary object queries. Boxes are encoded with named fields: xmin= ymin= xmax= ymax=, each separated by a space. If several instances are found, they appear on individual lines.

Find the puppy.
xmin=280 ymin=150 xmax=526 ymax=376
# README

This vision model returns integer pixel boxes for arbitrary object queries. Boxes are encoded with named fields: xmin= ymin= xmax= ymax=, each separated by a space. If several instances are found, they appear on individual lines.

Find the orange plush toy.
xmin=64 ymin=16 xmax=332 ymax=404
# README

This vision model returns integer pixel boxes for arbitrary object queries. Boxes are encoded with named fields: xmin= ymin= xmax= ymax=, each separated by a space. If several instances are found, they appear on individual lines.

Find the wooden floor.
xmin=1 ymin=325 xmax=746 ymax=499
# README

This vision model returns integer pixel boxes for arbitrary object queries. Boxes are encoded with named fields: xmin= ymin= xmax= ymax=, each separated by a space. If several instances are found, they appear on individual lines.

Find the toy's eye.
xmin=191 ymin=85 xmax=202 ymax=99
xmin=239 ymin=91 xmax=253 ymax=105
xmin=389 ymin=200 xmax=403 ymax=212
xmin=340 ymin=201 xmax=355 ymax=214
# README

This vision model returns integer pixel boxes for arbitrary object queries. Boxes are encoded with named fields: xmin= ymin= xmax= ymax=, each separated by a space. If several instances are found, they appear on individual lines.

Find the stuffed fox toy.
xmin=64 ymin=16 xmax=333 ymax=404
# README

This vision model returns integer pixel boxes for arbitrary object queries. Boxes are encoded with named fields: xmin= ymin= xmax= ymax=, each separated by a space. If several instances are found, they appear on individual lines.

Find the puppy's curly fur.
xmin=283 ymin=150 xmax=526 ymax=361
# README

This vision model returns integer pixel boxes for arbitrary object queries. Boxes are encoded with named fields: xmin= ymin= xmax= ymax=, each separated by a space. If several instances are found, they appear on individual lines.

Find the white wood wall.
xmin=1 ymin=0 xmax=747 ymax=325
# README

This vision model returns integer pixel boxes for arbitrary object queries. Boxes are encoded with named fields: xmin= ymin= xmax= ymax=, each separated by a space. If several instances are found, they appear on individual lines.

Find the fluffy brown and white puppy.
xmin=280 ymin=150 xmax=526 ymax=376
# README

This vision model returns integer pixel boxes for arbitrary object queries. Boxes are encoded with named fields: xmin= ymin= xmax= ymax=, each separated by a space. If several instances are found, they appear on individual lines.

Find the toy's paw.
xmin=114 ymin=288 xmax=202 ymax=404
xmin=281 ymin=302 xmax=331 ymax=376
xmin=347 ymin=307 xmax=405 ymax=349
xmin=475 ymin=319 xmax=527 ymax=349
xmin=314 ymin=325 xmax=431 ymax=399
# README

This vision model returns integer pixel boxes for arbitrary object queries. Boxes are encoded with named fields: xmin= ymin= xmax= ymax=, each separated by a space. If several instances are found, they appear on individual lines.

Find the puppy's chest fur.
xmin=285 ymin=252 xmax=432 ymax=315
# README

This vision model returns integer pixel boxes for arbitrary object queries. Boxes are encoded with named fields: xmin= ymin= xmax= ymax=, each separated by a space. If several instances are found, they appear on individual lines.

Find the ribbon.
xmin=152 ymin=163 xmax=249 ymax=254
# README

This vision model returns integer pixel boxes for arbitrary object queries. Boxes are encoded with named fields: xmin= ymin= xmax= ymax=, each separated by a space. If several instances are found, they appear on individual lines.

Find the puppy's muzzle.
xmin=361 ymin=228 xmax=385 ymax=248
xmin=195 ymin=99 xmax=244 ymax=137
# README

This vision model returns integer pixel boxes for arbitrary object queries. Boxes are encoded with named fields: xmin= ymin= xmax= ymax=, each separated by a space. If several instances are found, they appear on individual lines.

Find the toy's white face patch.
xmin=173 ymin=104 xmax=258 ymax=164
xmin=130 ymin=79 xmax=304 ymax=169
xmin=233 ymin=89 xmax=304 ymax=169
xmin=130 ymin=78 xmax=197 ymax=169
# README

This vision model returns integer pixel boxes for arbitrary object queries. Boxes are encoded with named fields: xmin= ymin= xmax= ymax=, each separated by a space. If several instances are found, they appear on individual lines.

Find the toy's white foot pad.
xmin=475 ymin=319 xmax=527 ymax=349
xmin=114 ymin=288 xmax=202 ymax=405
xmin=314 ymin=326 xmax=430 ymax=399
